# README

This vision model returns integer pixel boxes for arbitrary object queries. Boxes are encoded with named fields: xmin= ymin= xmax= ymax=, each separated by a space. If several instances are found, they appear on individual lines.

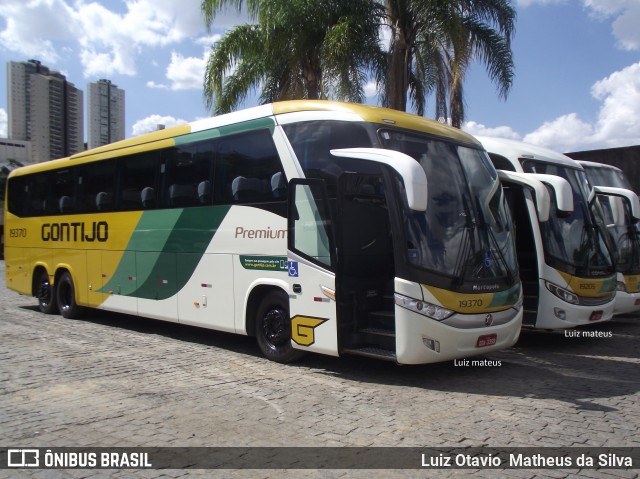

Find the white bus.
xmin=478 ymin=137 xmax=638 ymax=329
xmin=578 ymin=161 xmax=640 ymax=315
xmin=5 ymin=101 xmax=524 ymax=364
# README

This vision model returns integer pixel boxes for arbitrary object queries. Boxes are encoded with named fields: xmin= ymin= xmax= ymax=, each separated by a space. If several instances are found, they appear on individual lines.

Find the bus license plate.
xmin=476 ymin=334 xmax=497 ymax=348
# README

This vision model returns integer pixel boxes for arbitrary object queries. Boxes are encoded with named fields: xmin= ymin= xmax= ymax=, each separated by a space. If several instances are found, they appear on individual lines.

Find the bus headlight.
xmin=394 ymin=293 xmax=454 ymax=321
xmin=545 ymin=282 xmax=579 ymax=305
xmin=616 ymin=281 xmax=627 ymax=292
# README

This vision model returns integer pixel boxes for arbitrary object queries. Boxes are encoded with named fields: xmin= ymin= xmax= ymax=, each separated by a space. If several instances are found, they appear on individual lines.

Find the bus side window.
xmin=117 ymin=152 xmax=159 ymax=211
xmin=77 ymin=159 xmax=116 ymax=213
xmin=214 ymin=129 xmax=285 ymax=205
xmin=162 ymin=140 xmax=214 ymax=209
xmin=487 ymin=153 xmax=516 ymax=172
xmin=7 ymin=176 xmax=27 ymax=217
xmin=51 ymin=169 xmax=76 ymax=215
xmin=26 ymin=173 xmax=50 ymax=216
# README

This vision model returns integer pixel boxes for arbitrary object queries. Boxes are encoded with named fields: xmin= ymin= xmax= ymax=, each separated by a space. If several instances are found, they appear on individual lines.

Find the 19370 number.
xmin=9 ymin=228 xmax=27 ymax=238
xmin=459 ymin=299 xmax=483 ymax=308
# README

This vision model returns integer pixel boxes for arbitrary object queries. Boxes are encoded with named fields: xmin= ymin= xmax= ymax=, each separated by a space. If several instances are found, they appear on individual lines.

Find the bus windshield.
xmin=522 ymin=160 xmax=614 ymax=277
xmin=380 ymin=130 xmax=518 ymax=290
xmin=583 ymin=165 xmax=633 ymax=190
xmin=599 ymin=196 xmax=640 ymax=275
xmin=582 ymin=164 xmax=640 ymax=275
xmin=282 ymin=120 xmax=518 ymax=292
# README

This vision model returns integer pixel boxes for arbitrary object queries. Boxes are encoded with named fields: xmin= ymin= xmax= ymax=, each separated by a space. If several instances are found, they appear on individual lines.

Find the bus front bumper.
xmin=394 ymin=306 xmax=522 ymax=365
xmin=613 ymin=290 xmax=640 ymax=316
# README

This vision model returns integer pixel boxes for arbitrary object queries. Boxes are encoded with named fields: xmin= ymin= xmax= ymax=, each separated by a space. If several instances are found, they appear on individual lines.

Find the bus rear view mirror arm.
xmin=593 ymin=185 xmax=640 ymax=222
xmin=330 ymin=148 xmax=428 ymax=212
xmin=527 ymin=173 xmax=574 ymax=214
xmin=497 ymin=170 xmax=552 ymax=222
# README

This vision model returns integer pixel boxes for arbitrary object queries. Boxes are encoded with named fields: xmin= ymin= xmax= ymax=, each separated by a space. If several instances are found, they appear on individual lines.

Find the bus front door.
xmin=287 ymin=179 xmax=339 ymax=357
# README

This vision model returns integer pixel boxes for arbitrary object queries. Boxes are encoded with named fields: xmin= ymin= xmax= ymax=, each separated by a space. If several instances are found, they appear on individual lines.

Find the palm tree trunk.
xmin=387 ymin=37 xmax=409 ymax=111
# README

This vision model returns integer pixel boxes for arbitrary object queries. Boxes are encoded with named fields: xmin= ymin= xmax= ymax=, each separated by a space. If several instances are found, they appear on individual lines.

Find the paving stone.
xmin=2 ymin=260 xmax=640 ymax=478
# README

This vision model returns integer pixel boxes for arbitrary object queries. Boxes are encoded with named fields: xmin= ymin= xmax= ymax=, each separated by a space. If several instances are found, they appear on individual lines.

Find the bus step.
xmin=382 ymin=294 xmax=395 ymax=306
xmin=367 ymin=310 xmax=395 ymax=330
xmin=522 ymin=310 xmax=538 ymax=327
xmin=355 ymin=327 xmax=396 ymax=350
xmin=343 ymin=347 xmax=397 ymax=362
xmin=359 ymin=327 xmax=395 ymax=337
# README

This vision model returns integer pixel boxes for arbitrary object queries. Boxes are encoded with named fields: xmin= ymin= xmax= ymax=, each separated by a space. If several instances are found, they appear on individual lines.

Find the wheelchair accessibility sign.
xmin=288 ymin=261 xmax=299 ymax=277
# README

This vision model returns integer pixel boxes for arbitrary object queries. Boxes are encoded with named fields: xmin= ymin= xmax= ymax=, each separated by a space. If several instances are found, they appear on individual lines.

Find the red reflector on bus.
xmin=476 ymin=334 xmax=497 ymax=348
xmin=589 ymin=311 xmax=603 ymax=321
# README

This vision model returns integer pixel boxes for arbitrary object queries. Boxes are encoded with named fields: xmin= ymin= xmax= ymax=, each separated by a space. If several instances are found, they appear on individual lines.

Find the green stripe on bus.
xmin=174 ymin=117 xmax=276 ymax=145
xmin=99 ymin=210 xmax=182 ymax=295
xmin=131 ymin=205 xmax=231 ymax=300
xmin=487 ymin=283 xmax=521 ymax=308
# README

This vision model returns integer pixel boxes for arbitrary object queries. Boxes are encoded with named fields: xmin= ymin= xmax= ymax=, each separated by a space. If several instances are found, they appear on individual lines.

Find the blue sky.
xmin=0 ymin=0 xmax=638 ymax=153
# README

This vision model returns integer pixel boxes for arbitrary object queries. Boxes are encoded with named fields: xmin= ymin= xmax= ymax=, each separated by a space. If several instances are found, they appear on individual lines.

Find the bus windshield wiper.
xmin=452 ymin=192 xmax=476 ymax=286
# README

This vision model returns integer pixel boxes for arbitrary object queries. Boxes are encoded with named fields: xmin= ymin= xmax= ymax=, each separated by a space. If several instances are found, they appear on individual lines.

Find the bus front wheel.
xmin=56 ymin=271 xmax=83 ymax=319
xmin=36 ymin=270 xmax=57 ymax=315
xmin=255 ymin=290 xmax=303 ymax=363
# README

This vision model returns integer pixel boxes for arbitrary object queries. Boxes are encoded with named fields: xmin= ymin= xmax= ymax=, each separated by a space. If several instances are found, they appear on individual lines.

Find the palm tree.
xmin=382 ymin=0 xmax=515 ymax=127
xmin=201 ymin=0 xmax=386 ymax=114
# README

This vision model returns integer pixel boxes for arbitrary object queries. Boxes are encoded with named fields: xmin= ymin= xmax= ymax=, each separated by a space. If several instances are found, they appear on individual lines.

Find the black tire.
xmin=56 ymin=271 xmax=83 ymax=319
xmin=36 ymin=270 xmax=57 ymax=314
xmin=255 ymin=289 xmax=304 ymax=363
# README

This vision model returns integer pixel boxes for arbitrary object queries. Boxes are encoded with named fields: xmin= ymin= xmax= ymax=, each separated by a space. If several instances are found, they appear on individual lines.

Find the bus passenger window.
xmin=215 ymin=129 xmax=284 ymax=205
xmin=51 ymin=169 xmax=76 ymax=216
xmin=162 ymin=141 xmax=213 ymax=208
xmin=117 ymin=153 xmax=159 ymax=211
xmin=77 ymin=160 xmax=116 ymax=213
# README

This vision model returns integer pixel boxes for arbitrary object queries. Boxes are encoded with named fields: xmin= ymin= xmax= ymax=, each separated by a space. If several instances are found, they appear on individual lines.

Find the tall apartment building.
xmin=7 ymin=59 xmax=84 ymax=162
xmin=87 ymin=79 xmax=125 ymax=149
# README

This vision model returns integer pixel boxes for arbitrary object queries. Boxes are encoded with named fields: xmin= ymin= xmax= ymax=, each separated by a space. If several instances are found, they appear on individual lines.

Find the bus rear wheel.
xmin=56 ymin=271 xmax=83 ymax=319
xmin=36 ymin=270 xmax=57 ymax=314
xmin=255 ymin=290 xmax=303 ymax=363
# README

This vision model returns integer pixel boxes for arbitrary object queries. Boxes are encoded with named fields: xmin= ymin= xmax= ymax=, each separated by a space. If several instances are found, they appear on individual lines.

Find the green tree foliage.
xmin=201 ymin=0 xmax=515 ymax=129
xmin=382 ymin=0 xmax=516 ymax=128
xmin=202 ymin=0 xmax=386 ymax=114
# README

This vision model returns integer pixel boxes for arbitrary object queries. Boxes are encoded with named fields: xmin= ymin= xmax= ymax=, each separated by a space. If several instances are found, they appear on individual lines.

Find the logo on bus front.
xmin=291 ymin=316 xmax=327 ymax=346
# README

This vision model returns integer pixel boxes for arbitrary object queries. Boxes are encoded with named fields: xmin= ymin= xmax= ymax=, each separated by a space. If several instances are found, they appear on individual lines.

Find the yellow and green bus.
xmin=4 ymin=101 xmax=523 ymax=364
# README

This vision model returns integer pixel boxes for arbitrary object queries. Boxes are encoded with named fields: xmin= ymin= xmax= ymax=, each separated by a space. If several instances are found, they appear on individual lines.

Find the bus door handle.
xmin=293 ymin=284 xmax=302 ymax=294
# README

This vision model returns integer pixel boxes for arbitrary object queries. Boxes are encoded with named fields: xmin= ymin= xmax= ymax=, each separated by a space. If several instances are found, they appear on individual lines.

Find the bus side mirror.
xmin=330 ymin=148 xmax=428 ymax=212
xmin=593 ymin=186 xmax=640 ymax=223
xmin=527 ymin=173 xmax=574 ymax=215
xmin=497 ymin=170 xmax=551 ymax=222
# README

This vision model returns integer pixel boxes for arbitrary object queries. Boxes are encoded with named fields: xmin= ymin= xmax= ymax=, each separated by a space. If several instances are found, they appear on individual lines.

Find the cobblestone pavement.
xmin=1 ymin=259 xmax=639 ymax=479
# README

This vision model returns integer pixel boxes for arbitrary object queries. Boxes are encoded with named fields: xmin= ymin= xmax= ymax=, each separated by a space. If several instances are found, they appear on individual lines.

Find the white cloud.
xmin=0 ymin=0 xmax=209 ymax=77
xmin=523 ymin=62 xmax=640 ymax=151
xmin=75 ymin=0 xmax=207 ymax=77
xmin=145 ymin=49 xmax=209 ymax=91
xmin=585 ymin=0 xmax=640 ymax=50
xmin=523 ymin=113 xmax=595 ymax=152
xmin=590 ymin=61 xmax=640 ymax=146
xmin=196 ymin=34 xmax=223 ymax=47
xmin=146 ymin=81 xmax=169 ymax=90
xmin=165 ymin=51 xmax=207 ymax=90
xmin=0 ymin=109 xmax=7 ymax=137
xmin=364 ymin=81 xmax=378 ymax=98
xmin=517 ymin=0 xmax=566 ymax=7
xmin=0 ymin=0 xmax=77 ymax=63
xmin=520 ymin=0 xmax=640 ymax=51
xmin=463 ymin=121 xmax=522 ymax=140
xmin=132 ymin=114 xmax=188 ymax=136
